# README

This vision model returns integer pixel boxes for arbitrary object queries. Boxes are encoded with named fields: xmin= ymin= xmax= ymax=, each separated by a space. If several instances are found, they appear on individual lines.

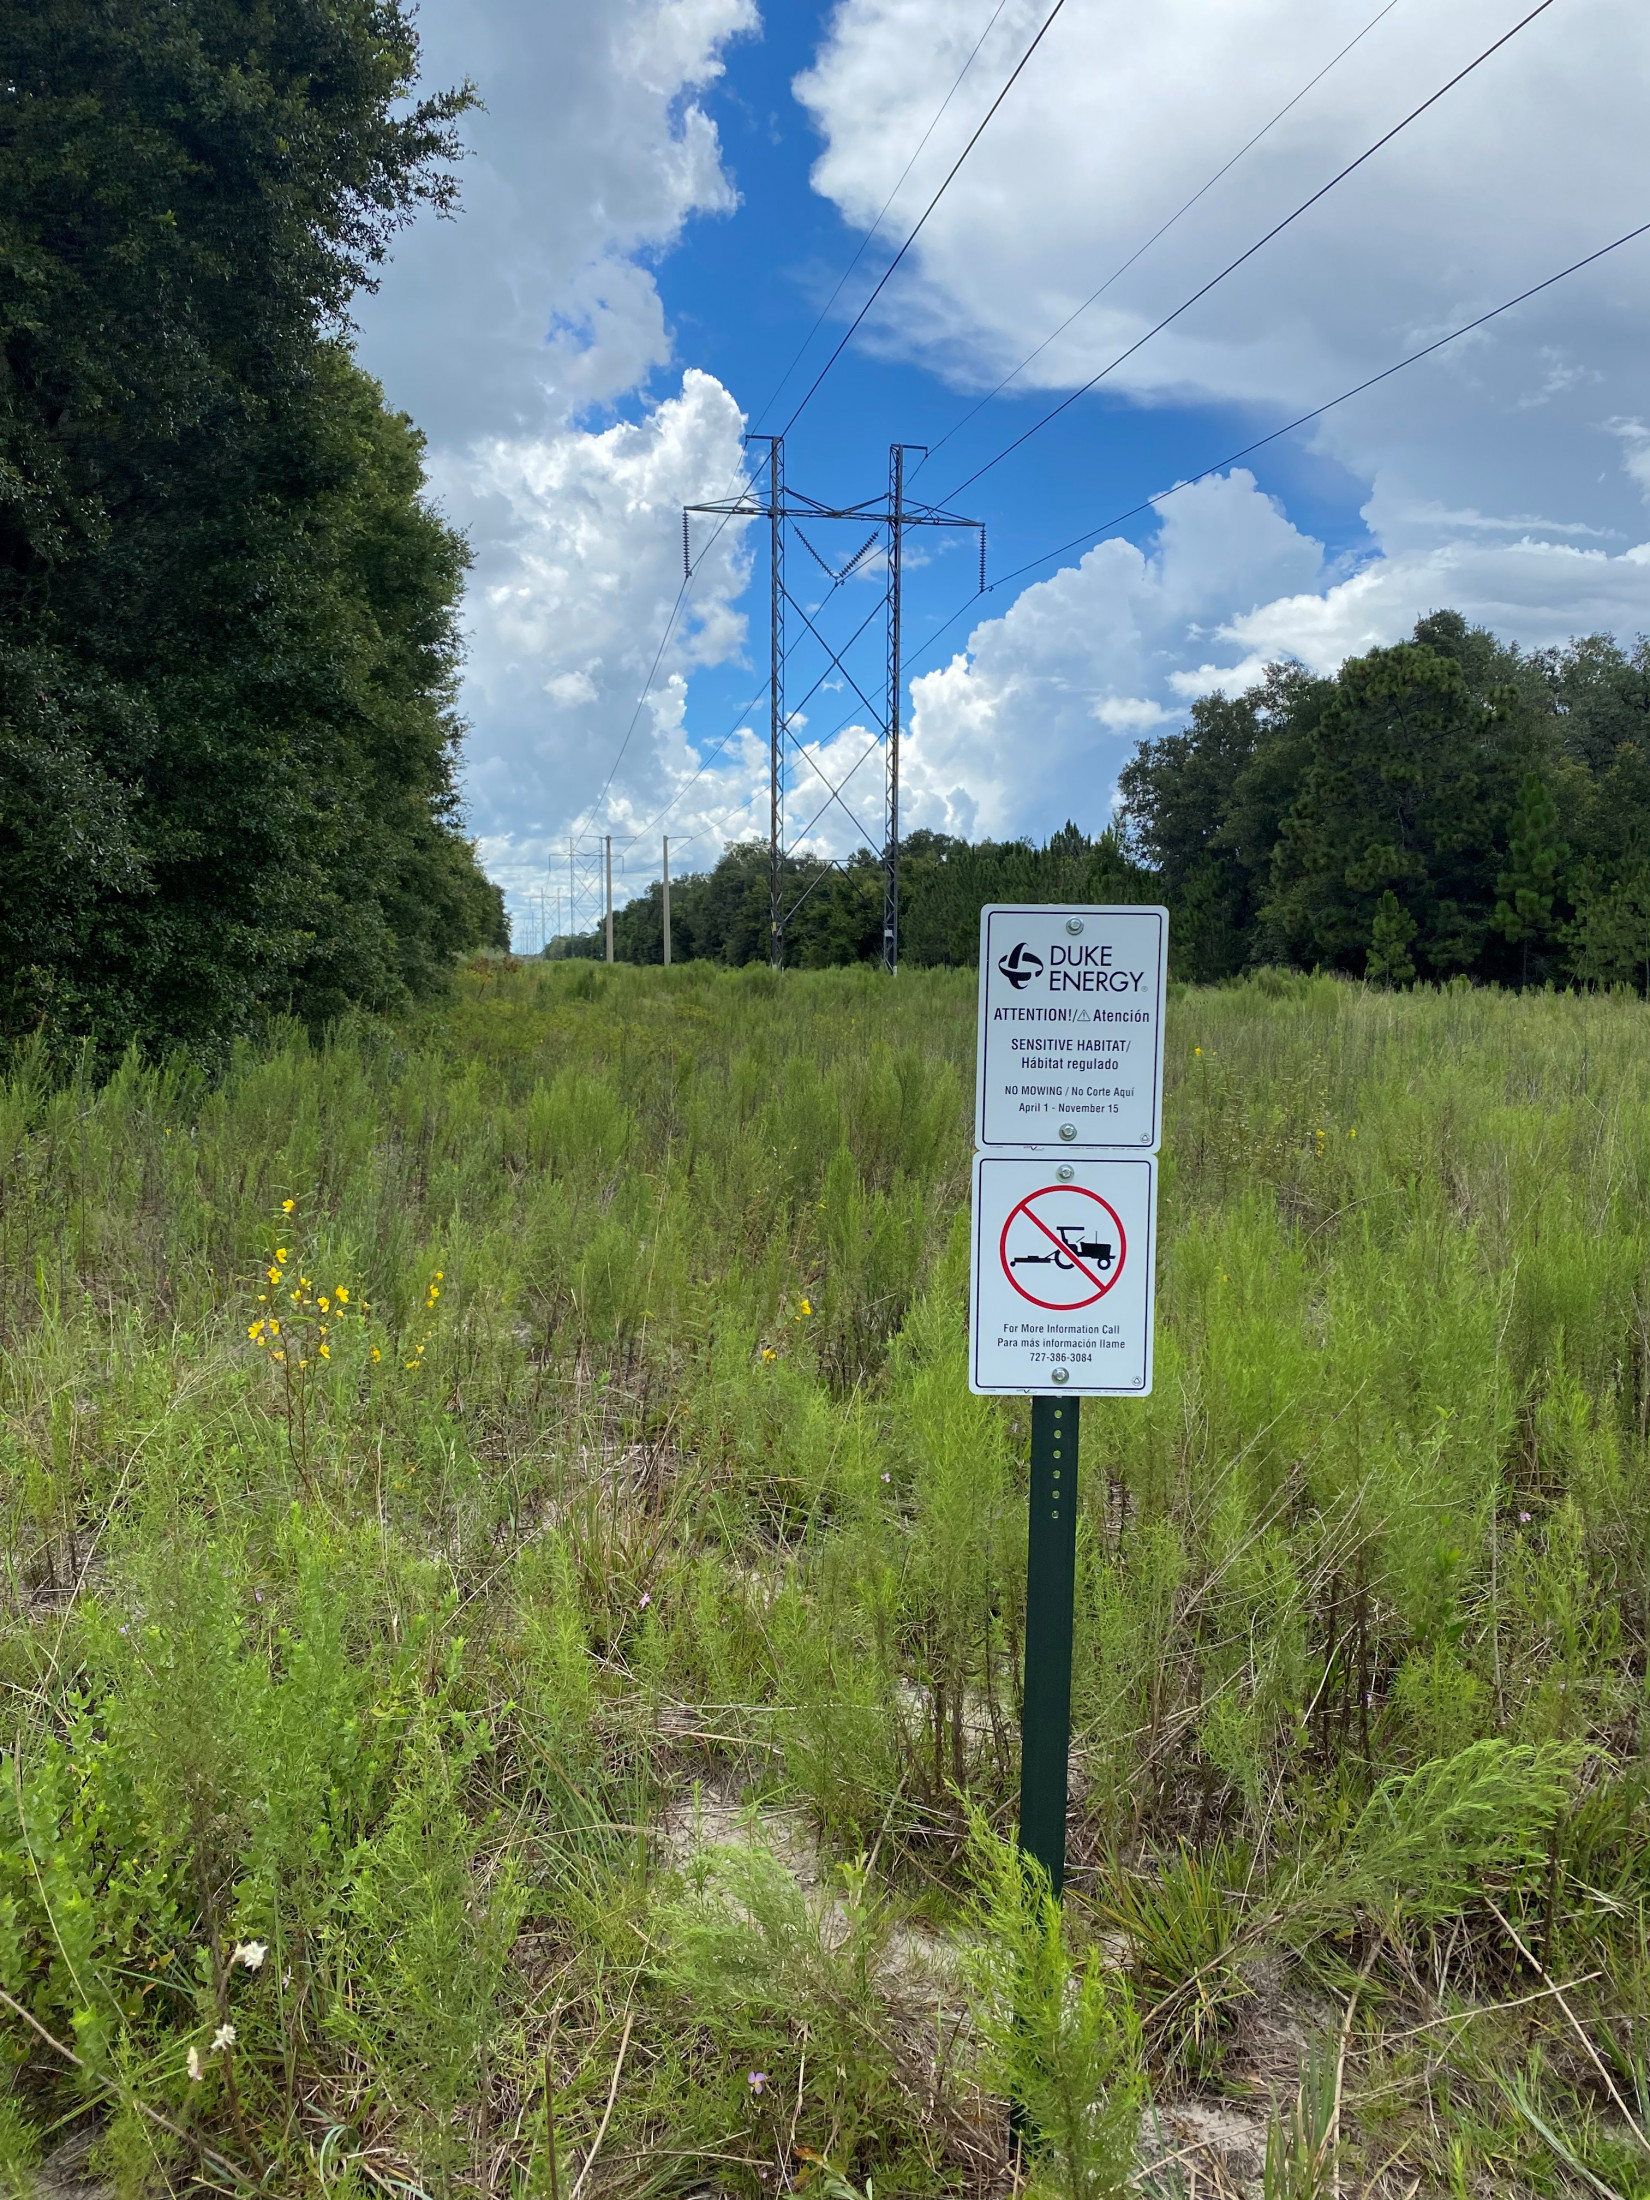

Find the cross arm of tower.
xmin=790 ymin=734 xmax=884 ymax=851
xmin=781 ymin=856 xmax=851 ymax=929
xmin=787 ymin=721 xmax=882 ymax=849
xmin=780 ymin=582 xmax=888 ymax=734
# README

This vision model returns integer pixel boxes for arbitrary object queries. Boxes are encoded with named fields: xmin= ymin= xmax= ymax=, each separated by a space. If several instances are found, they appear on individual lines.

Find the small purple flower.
xmin=118 ymin=1625 xmax=129 ymax=1636
xmin=639 ymin=1592 xmax=651 ymax=1609
xmin=1519 ymin=1511 xmax=1532 ymax=1524
xmin=748 ymin=2071 xmax=768 ymax=2095
xmin=880 ymin=1472 xmax=891 ymax=1484
xmin=254 ymin=1589 xmax=263 ymax=1603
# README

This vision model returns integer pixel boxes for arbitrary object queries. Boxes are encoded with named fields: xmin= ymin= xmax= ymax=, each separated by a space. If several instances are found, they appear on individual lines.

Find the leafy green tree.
xmin=1261 ymin=640 xmax=1535 ymax=980
xmin=600 ymin=824 xmax=1149 ymax=969
xmin=1117 ymin=666 xmax=1325 ymax=981
xmin=899 ymin=822 xmax=1148 ymax=966
xmin=0 ymin=0 xmax=501 ymax=1057
xmin=1540 ymin=631 xmax=1650 ymax=775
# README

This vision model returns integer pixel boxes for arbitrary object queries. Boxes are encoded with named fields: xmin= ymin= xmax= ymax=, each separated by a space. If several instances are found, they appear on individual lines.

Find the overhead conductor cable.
xmin=941 ymin=0 xmax=1560 ymax=499
xmin=575 ymin=0 xmax=1062 ymax=854
xmin=913 ymin=0 xmax=1401 ymax=477
xmin=908 ymin=215 xmax=1650 ymax=668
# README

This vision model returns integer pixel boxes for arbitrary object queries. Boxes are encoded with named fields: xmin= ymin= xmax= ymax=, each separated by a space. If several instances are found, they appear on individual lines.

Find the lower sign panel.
xmin=969 ymin=1154 xmax=1157 ymax=1396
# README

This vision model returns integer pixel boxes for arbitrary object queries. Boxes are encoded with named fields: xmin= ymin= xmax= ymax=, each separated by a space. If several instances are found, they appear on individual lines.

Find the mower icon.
xmin=1010 ymin=1222 xmax=1114 ymax=1273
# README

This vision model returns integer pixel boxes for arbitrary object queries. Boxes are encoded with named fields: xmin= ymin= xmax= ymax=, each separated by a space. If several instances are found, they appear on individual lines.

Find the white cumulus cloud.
xmin=797 ymin=0 xmax=1650 ymax=532
xmin=351 ymin=0 xmax=760 ymax=930
xmin=798 ymin=0 xmax=1650 ymax=841
xmin=904 ymin=472 xmax=1325 ymax=837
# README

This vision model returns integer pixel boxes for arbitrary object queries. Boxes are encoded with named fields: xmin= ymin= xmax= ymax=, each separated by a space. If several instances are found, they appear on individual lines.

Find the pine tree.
xmin=1493 ymin=771 xmax=1567 ymax=983
xmin=1366 ymin=891 xmax=1418 ymax=987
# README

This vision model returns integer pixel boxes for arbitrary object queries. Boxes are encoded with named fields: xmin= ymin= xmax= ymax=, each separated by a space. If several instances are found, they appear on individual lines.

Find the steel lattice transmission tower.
xmin=687 ymin=437 xmax=980 ymax=972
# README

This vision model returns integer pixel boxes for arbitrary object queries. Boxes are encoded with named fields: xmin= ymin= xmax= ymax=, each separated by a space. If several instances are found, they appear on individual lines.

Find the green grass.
xmin=5 ymin=959 xmax=1650 ymax=2196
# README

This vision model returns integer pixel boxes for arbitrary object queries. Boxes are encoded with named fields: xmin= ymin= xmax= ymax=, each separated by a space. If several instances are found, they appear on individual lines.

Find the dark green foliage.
xmin=0 ymin=0 xmax=503 ymax=1059
xmin=1116 ymin=667 xmax=1322 ymax=982
xmin=1365 ymin=889 xmax=1418 ymax=988
xmin=1120 ymin=610 xmax=1650 ymax=990
xmin=1262 ymin=641 xmax=1524 ymax=980
xmin=1493 ymin=771 xmax=1567 ymax=980
xmin=581 ymin=822 xmax=1151 ymax=969
xmin=898 ymin=821 xmax=1149 ymax=967
xmin=602 ymin=612 xmax=1650 ymax=995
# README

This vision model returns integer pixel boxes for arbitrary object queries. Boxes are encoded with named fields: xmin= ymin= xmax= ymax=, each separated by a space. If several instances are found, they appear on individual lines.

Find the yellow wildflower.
xmin=799 ymin=1297 xmax=812 ymax=1316
xmin=268 ymin=1320 xmax=279 ymax=1336
xmin=318 ymin=1344 xmax=330 ymax=1359
xmin=282 ymin=1199 xmax=295 ymax=1212
xmin=335 ymin=1286 xmax=349 ymax=1304
xmin=761 ymin=1347 xmax=776 ymax=1361
xmin=276 ymin=1247 xmax=288 ymax=1262
xmin=248 ymin=1321 xmax=264 ymax=1340
xmin=267 ymin=1267 xmax=281 ymax=1285
xmin=371 ymin=1347 xmax=381 ymax=1362
xmin=318 ymin=1296 xmax=329 ymax=1312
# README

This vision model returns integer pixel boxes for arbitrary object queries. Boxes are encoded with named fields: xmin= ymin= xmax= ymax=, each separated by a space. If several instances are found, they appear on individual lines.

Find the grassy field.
xmin=5 ymin=960 xmax=1650 ymax=2199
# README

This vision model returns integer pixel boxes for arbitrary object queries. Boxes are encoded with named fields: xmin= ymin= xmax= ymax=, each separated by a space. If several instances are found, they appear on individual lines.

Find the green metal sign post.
xmin=1019 ymin=1393 xmax=1079 ymax=1900
xmin=970 ymin=900 xmax=1166 ymax=1912
xmin=971 ymin=902 xmax=1165 ymax=2162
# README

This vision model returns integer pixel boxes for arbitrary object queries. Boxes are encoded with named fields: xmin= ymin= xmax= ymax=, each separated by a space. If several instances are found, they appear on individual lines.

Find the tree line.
xmin=14 ymin=0 xmax=1649 ymax=1051
xmin=574 ymin=610 xmax=1650 ymax=991
xmin=560 ymin=826 xmax=1144 ymax=970
xmin=1 ymin=0 xmax=506 ymax=1063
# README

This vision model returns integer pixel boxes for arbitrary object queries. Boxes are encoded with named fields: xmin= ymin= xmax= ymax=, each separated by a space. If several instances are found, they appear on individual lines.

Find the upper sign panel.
xmin=975 ymin=905 xmax=1168 ymax=1153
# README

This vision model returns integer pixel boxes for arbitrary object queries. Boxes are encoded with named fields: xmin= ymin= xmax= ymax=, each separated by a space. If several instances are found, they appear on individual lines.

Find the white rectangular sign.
xmin=975 ymin=904 xmax=1168 ymax=1153
xmin=968 ymin=1155 xmax=1157 ymax=1397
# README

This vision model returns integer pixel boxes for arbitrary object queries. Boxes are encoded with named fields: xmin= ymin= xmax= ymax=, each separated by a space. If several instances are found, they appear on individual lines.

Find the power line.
xmin=566 ymin=444 xmax=773 ymax=862
xmin=750 ymin=0 xmax=1016 ymax=432
xmin=940 ymin=0 xmax=1560 ymax=502
xmin=558 ymin=0 xmax=1548 ymax=877
xmin=574 ymin=211 xmax=1650 ymax=914
xmin=908 ymin=213 xmax=1650 ymax=671
xmin=570 ymin=0 xmax=1033 ymax=857
xmin=912 ymin=0 xmax=1400 ymax=480
xmin=564 ymin=573 xmax=693 ymax=847
xmin=616 ymin=535 xmax=894 ymax=850
xmin=664 ymin=680 xmax=891 ymax=864
xmin=585 ymin=0 xmax=1400 ymax=840
xmin=779 ymin=0 xmax=1075 ymax=438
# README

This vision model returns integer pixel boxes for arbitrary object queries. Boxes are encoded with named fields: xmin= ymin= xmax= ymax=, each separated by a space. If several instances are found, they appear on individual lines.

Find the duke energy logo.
xmin=997 ymin=941 xmax=1043 ymax=990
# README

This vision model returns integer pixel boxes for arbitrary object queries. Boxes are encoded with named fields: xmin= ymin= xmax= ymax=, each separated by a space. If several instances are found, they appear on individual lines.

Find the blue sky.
xmin=351 ymin=0 xmax=1650 ymax=942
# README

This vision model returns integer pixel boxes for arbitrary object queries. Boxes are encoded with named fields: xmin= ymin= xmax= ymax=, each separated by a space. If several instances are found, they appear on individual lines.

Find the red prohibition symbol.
xmin=999 ymin=1184 xmax=1127 ymax=1311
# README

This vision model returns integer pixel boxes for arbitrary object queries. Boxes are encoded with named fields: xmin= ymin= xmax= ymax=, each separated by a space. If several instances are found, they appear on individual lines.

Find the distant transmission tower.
xmin=686 ymin=437 xmax=981 ymax=972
